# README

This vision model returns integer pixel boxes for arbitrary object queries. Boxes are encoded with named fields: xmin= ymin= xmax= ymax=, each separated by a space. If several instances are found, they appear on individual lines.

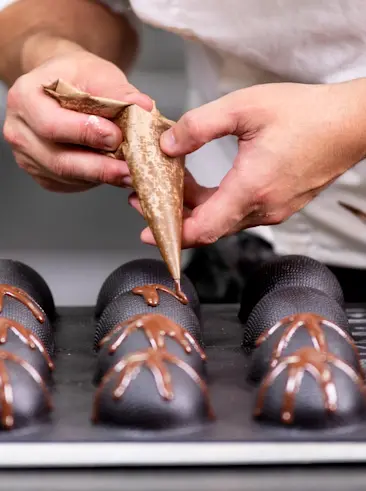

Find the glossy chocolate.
xmin=254 ymin=347 xmax=365 ymax=425
xmin=132 ymin=284 xmax=188 ymax=306
xmin=0 ymin=284 xmax=45 ymax=323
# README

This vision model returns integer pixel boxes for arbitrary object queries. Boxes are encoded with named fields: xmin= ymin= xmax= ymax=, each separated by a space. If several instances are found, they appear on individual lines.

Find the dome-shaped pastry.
xmin=95 ymin=290 xmax=202 ymax=350
xmin=94 ymin=313 xmax=206 ymax=384
xmin=243 ymin=287 xmax=349 ymax=350
xmin=239 ymin=255 xmax=344 ymax=323
xmin=248 ymin=313 xmax=361 ymax=383
xmin=0 ymin=259 xmax=55 ymax=320
xmin=92 ymin=347 xmax=213 ymax=429
xmin=253 ymin=347 xmax=366 ymax=428
xmin=95 ymin=259 xmax=200 ymax=319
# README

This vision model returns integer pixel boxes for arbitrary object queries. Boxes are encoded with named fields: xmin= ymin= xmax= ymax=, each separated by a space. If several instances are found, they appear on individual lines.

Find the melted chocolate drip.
xmin=256 ymin=313 xmax=362 ymax=371
xmin=0 ymin=351 xmax=52 ymax=429
xmin=0 ymin=285 xmax=45 ymax=323
xmin=99 ymin=313 xmax=206 ymax=360
xmin=0 ymin=318 xmax=54 ymax=370
xmin=132 ymin=284 xmax=188 ymax=306
xmin=93 ymin=347 xmax=214 ymax=423
xmin=254 ymin=347 xmax=365 ymax=424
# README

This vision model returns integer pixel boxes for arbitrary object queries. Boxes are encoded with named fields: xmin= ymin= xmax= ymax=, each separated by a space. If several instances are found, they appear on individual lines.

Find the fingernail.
xmin=121 ymin=176 xmax=133 ymax=188
xmin=161 ymin=129 xmax=176 ymax=151
xmin=104 ymin=134 xmax=117 ymax=150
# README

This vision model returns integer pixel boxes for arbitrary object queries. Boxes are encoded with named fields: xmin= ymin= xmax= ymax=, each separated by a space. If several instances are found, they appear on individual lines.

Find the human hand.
xmin=129 ymin=80 xmax=366 ymax=247
xmin=3 ymin=45 xmax=152 ymax=192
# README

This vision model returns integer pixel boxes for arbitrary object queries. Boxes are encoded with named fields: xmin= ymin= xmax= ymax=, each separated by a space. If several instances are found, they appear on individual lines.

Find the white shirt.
xmin=2 ymin=0 xmax=366 ymax=268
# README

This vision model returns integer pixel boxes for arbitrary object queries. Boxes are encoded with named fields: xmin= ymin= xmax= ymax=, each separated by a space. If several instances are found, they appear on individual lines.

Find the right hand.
xmin=3 ymin=48 xmax=152 ymax=192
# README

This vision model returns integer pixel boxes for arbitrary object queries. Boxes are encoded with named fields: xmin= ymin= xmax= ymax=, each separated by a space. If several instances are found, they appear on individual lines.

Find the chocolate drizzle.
xmin=254 ymin=347 xmax=365 ymax=424
xmin=132 ymin=284 xmax=188 ymax=306
xmin=0 ymin=317 xmax=54 ymax=370
xmin=0 ymin=285 xmax=45 ymax=323
xmin=93 ymin=347 xmax=214 ymax=422
xmin=0 ymin=351 xmax=52 ymax=429
xmin=256 ymin=313 xmax=361 ymax=371
xmin=99 ymin=313 xmax=205 ymax=360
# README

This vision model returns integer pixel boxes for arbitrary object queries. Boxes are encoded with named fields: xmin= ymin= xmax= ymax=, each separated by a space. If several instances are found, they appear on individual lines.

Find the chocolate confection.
xmin=93 ymin=346 xmax=213 ymax=429
xmin=243 ymin=286 xmax=349 ymax=349
xmin=0 ymin=259 xmax=56 ymax=320
xmin=248 ymin=313 xmax=362 ymax=383
xmin=44 ymin=80 xmax=186 ymax=295
xmin=95 ymin=259 xmax=200 ymax=319
xmin=94 ymin=313 xmax=206 ymax=384
xmin=95 ymin=290 xmax=202 ymax=349
xmin=238 ymin=255 xmax=344 ymax=323
xmin=253 ymin=347 xmax=366 ymax=428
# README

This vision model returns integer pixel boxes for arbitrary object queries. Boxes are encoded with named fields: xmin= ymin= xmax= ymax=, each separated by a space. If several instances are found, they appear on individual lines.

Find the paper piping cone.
xmin=44 ymin=80 xmax=184 ymax=288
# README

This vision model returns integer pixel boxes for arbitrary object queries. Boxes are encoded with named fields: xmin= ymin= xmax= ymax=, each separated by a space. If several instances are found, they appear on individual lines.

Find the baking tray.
xmin=0 ymin=304 xmax=366 ymax=468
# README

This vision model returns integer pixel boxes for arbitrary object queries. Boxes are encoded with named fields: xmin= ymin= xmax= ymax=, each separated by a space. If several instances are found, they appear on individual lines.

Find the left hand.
xmin=129 ymin=80 xmax=366 ymax=248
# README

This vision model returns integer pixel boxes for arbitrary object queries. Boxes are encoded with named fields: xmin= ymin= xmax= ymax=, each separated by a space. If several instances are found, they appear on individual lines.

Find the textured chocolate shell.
xmin=93 ymin=354 xmax=212 ymax=430
xmin=95 ymin=290 xmax=202 ymax=349
xmin=0 ymin=352 xmax=52 ymax=430
xmin=239 ymin=255 xmax=344 ymax=323
xmin=249 ymin=317 xmax=361 ymax=383
xmin=0 ymin=295 xmax=54 ymax=356
xmin=243 ymin=287 xmax=349 ymax=350
xmin=94 ymin=315 xmax=206 ymax=384
xmin=0 ymin=259 xmax=56 ymax=319
xmin=253 ymin=348 xmax=366 ymax=428
xmin=95 ymin=259 xmax=200 ymax=319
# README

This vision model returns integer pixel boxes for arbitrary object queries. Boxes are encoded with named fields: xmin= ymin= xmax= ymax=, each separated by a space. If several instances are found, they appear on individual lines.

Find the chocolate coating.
xmin=243 ymin=287 xmax=349 ymax=350
xmin=95 ymin=259 xmax=200 ymax=319
xmin=95 ymin=290 xmax=202 ymax=350
xmin=249 ymin=313 xmax=362 ymax=383
xmin=239 ymin=255 xmax=344 ymax=323
xmin=0 ymin=351 xmax=52 ymax=429
xmin=94 ymin=313 xmax=206 ymax=384
xmin=0 ymin=259 xmax=55 ymax=319
xmin=93 ymin=348 xmax=213 ymax=429
xmin=0 ymin=292 xmax=54 ymax=355
xmin=254 ymin=347 xmax=366 ymax=428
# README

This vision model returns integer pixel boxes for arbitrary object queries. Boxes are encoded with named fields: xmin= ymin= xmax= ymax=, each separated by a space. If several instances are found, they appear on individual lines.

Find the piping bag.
xmin=44 ymin=79 xmax=186 ymax=300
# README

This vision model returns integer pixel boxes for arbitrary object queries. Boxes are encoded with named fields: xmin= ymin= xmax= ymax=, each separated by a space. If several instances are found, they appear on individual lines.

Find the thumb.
xmin=160 ymin=93 xmax=242 ymax=157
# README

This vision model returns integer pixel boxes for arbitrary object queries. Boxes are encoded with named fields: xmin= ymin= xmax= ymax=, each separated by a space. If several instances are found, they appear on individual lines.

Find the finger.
xmin=19 ymin=93 xmax=123 ymax=151
xmin=178 ymin=166 xmax=254 ymax=247
xmin=13 ymin=119 xmax=131 ymax=186
xmin=160 ymin=91 xmax=247 ymax=157
xmin=33 ymin=176 xmax=97 ymax=193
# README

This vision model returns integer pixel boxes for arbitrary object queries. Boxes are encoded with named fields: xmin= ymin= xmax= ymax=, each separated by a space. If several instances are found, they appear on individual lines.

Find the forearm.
xmin=0 ymin=0 xmax=139 ymax=85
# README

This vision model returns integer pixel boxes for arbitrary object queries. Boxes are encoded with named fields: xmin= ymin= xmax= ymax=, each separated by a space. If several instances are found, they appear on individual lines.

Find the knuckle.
xmin=3 ymin=121 xmax=17 ymax=146
xmin=181 ymin=111 xmax=202 ymax=142
xmin=36 ymin=115 xmax=57 ymax=140
xmin=51 ymin=152 xmax=71 ymax=179
xmin=197 ymin=229 xmax=219 ymax=246
xmin=265 ymin=208 xmax=289 ymax=225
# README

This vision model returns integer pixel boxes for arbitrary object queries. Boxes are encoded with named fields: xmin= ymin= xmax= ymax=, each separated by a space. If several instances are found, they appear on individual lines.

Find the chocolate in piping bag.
xmin=43 ymin=80 xmax=185 ymax=292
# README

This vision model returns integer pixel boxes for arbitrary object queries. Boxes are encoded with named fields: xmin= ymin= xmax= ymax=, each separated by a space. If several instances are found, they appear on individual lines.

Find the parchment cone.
xmin=43 ymin=80 xmax=185 ymax=295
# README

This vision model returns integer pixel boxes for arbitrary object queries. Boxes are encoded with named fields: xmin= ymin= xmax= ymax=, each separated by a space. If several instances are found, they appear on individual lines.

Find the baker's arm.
xmin=0 ymin=0 xmax=139 ymax=85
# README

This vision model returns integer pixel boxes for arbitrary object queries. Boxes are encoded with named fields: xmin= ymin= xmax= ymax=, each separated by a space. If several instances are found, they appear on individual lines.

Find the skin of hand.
xmin=128 ymin=80 xmax=366 ymax=248
xmin=3 ymin=47 xmax=152 ymax=192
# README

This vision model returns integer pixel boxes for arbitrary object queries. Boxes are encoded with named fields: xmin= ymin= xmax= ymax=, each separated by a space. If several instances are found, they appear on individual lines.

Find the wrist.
xmin=21 ymin=31 xmax=85 ymax=73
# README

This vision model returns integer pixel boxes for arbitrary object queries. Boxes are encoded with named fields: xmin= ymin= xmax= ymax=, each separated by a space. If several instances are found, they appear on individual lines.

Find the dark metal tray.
xmin=0 ymin=304 xmax=366 ymax=467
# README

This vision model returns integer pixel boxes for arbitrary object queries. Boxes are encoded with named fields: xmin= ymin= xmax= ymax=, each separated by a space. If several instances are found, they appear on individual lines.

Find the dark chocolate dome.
xmin=243 ymin=287 xmax=349 ymax=349
xmin=249 ymin=318 xmax=362 ymax=383
xmin=95 ymin=259 xmax=200 ymax=319
xmin=93 ymin=358 xmax=211 ymax=429
xmin=253 ymin=350 xmax=366 ymax=428
xmin=94 ymin=318 xmax=206 ymax=384
xmin=239 ymin=255 xmax=344 ymax=323
xmin=0 ymin=259 xmax=56 ymax=320
xmin=95 ymin=290 xmax=202 ymax=349
xmin=0 ymin=352 xmax=52 ymax=430
xmin=0 ymin=295 xmax=54 ymax=356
